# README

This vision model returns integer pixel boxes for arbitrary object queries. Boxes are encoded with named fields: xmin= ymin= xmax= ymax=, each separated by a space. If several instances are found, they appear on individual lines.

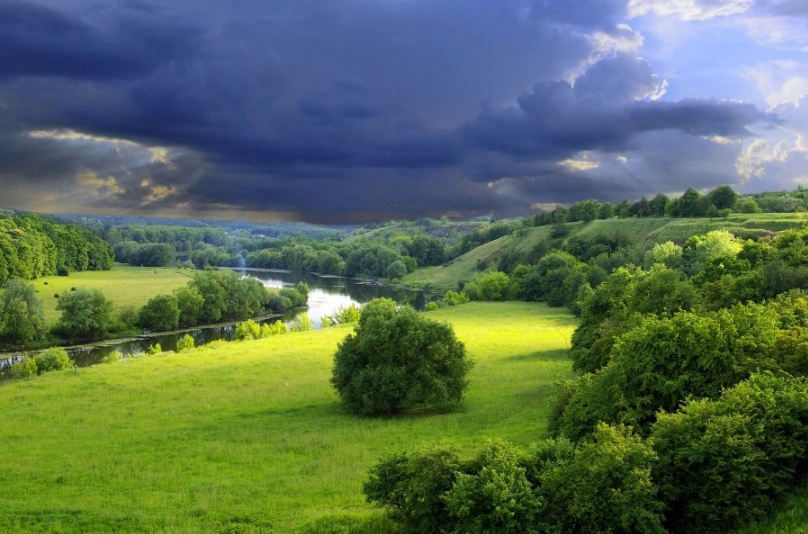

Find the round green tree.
xmin=331 ymin=298 xmax=472 ymax=416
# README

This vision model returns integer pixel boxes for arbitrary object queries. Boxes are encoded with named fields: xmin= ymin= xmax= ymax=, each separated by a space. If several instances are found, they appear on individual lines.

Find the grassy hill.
xmin=403 ymin=213 xmax=808 ymax=291
xmin=29 ymin=264 xmax=194 ymax=324
xmin=0 ymin=302 xmax=576 ymax=533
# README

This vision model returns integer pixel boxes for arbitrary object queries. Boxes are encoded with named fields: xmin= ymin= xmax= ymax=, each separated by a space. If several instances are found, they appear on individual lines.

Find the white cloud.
xmin=628 ymin=0 xmax=754 ymax=21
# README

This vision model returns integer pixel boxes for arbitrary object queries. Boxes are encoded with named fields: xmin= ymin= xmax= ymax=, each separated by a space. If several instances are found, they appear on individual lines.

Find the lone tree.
xmin=331 ymin=298 xmax=472 ymax=416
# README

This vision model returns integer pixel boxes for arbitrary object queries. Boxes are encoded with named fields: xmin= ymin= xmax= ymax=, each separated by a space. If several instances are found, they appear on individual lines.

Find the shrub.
xmin=233 ymin=319 xmax=262 ymax=340
xmin=424 ymin=302 xmax=439 ymax=312
xmin=539 ymin=424 xmax=666 ymax=534
xmin=54 ymin=287 xmax=115 ymax=340
xmin=443 ymin=291 xmax=470 ymax=307
xmin=475 ymin=271 xmax=510 ymax=301
xmin=331 ymin=298 xmax=472 ymax=416
xmin=443 ymin=441 xmax=544 ymax=534
xmin=116 ymin=305 xmax=139 ymax=330
xmin=177 ymin=334 xmax=195 ymax=352
xmin=264 ymin=320 xmax=289 ymax=336
xmin=34 ymin=347 xmax=73 ymax=374
xmin=9 ymin=357 xmax=38 ymax=379
xmin=364 ymin=446 xmax=462 ymax=534
xmin=650 ymin=373 xmax=808 ymax=533
xmin=102 ymin=350 xmax=124 ymax=364
xmin=290 ymin=312 xmax=315 ymax=332
xmin=145 ymin=343 xmax=162 ymax=356
xmin=333 ymin=304 xmax=362 ymax=324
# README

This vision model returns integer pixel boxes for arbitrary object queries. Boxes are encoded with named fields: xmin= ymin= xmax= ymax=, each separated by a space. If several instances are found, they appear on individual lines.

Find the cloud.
xmin=0 ymin=1 xmax=203 ymax=82
xmin=0 ymin=0 xmax=798 ymax=222
xmin=461 ymin=54 xmax=770 ymax=164
xmin=628 ymin=0 xmax=754 ymax=20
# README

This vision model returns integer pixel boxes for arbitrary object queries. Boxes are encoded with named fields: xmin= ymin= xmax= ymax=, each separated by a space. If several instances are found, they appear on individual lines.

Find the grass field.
xmin=29 ymin=264 xmax=194 ymax=324
xmin=0 ymin=302 xmax=577 ymax=533
xmin=404 ymin=214 xmax=808 ymax=291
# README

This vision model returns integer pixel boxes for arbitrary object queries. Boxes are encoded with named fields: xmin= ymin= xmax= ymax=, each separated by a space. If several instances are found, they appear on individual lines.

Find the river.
xmin=0 ymin=270 xmax=427 ymax=371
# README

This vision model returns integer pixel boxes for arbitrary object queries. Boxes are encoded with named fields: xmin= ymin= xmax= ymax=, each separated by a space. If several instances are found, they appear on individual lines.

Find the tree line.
xmin=0 ymin=213 xmax=113 ymax=284
xmin=0 ymin=270 xmax=308 ymax=352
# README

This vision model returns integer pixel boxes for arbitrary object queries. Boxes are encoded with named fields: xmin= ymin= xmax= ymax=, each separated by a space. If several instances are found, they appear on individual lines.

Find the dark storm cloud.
xmin=0 ymin=0 xmax=786 ymax=221
xmin=461 ymin=54 xmax=772 ymax=163
xmin=0 ymin=1 xmax=203 ymax=82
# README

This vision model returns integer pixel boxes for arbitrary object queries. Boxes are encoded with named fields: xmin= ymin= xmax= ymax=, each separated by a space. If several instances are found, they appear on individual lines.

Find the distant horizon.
xmin=2 ymin=182 xmax=803 ymax=226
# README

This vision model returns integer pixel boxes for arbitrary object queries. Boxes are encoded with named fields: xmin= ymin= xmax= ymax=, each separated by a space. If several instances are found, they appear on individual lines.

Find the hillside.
xmin=0 ymin=302 xmax=576 ymax=533
xmin=403 ymin=213 xmax=808 ymax=291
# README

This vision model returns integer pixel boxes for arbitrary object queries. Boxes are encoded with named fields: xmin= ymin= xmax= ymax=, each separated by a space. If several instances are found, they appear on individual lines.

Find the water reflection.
xmin=238 ymin=269 xmax=427 ymax=328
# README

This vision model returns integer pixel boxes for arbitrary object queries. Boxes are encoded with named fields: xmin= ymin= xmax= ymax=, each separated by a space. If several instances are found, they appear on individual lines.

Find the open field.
xmin=0 ymin=302 xmax=577 ymax=533
xmin=404 ymin=214 xmax=808 ymax=291
xmin=29 ymin=264 xmax=194 ymax=324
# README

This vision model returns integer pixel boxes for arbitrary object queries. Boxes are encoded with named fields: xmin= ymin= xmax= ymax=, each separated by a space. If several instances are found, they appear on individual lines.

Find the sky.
xmin=0 ymin=0 xmax=807 ymax=224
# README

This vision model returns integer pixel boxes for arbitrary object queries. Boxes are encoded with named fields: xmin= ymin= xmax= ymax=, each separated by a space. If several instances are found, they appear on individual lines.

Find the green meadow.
xmin=28 ymin=264 xmax=194 ymax=324
xmin=0 ymin=302 xmax=576 ymax=533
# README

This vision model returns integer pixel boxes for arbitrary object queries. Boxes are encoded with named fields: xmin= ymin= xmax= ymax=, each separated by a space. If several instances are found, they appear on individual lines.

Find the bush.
xmin=9 ymin=357 xmax=38 ymax=379
xmin=263 ymin=320 xmax=289 ymax=336
xmin=424 ymin=302 xmax=439 ymax=312
xmin=102 ymin=350 xmax=124 ymax=364
xmin=331 ymin=298 xmax=472 ymax=416
xmin=443 ymin=291 xmax=470 ymax=307
xmin=364 ymin=446 xmax=462 ymax=534
xmin=290 ymin=312 xmax=315 ymax=332
xmin=34 ymin=347 xmax=73 ymax=374
xmin=539 ymin=424 xmax=666 ymax=534
xmin=177 ymin=334 xmax=195 ymax=352
xmin=650 ymin=373 xmax=808 ymax=533
xmin=443 ymin=441 xmax=544 ymax=534
xmin=475 ymin=271 xmax=510 ymax=301
xmin=326 ymin=304 xmax=362 ymax=325
xmin=233 ymin=319 xmax=262 ymax=340
xmin=55 ymin=287 xmax=116 ymax=340
xmin=145 ymin=343 xmax=162 ymax=356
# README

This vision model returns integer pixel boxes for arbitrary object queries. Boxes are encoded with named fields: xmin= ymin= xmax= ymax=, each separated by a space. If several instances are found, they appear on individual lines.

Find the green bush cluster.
xmin=331 ymin=298 xmax=472 ymax=416
xmin=10 ymin=347 xmax=73 ymax=378
xmin=365 ymin=425 xmax=664 ymax=534
xmin=322 ymin=304 xmax=362 ymax=327
xmin=232 ymin=318 xmax=290 ymax=341
xmin=176 ymin=334 xmax=195 ymax=352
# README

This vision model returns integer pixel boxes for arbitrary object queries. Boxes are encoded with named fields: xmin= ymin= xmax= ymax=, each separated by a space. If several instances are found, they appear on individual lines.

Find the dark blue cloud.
xmin=0 ymin=0 xmax=792 ymax=221
xmin=0 ymin=1 xmax=203 ymax=82
xmin=461 ymin=55 xmax=773 ymax=163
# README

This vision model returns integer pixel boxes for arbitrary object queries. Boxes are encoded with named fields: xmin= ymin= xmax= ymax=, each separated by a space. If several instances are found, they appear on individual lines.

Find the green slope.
xmin=0 ymin=302 xmax=576 ymax=533
xmin=403 ymin=213 xmax=808 ymax=291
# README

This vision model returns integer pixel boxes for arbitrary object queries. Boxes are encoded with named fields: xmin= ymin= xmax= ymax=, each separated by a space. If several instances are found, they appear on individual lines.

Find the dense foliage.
xmin=331 ymin=298 xmax=472 ymax=416
xmin=0 ymin=279 xmax=46 ymax=345
xmin=0 ymin=213 xmax=113 ymax=283
xmin=365 ymin=425 xmax=665 ymax=534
